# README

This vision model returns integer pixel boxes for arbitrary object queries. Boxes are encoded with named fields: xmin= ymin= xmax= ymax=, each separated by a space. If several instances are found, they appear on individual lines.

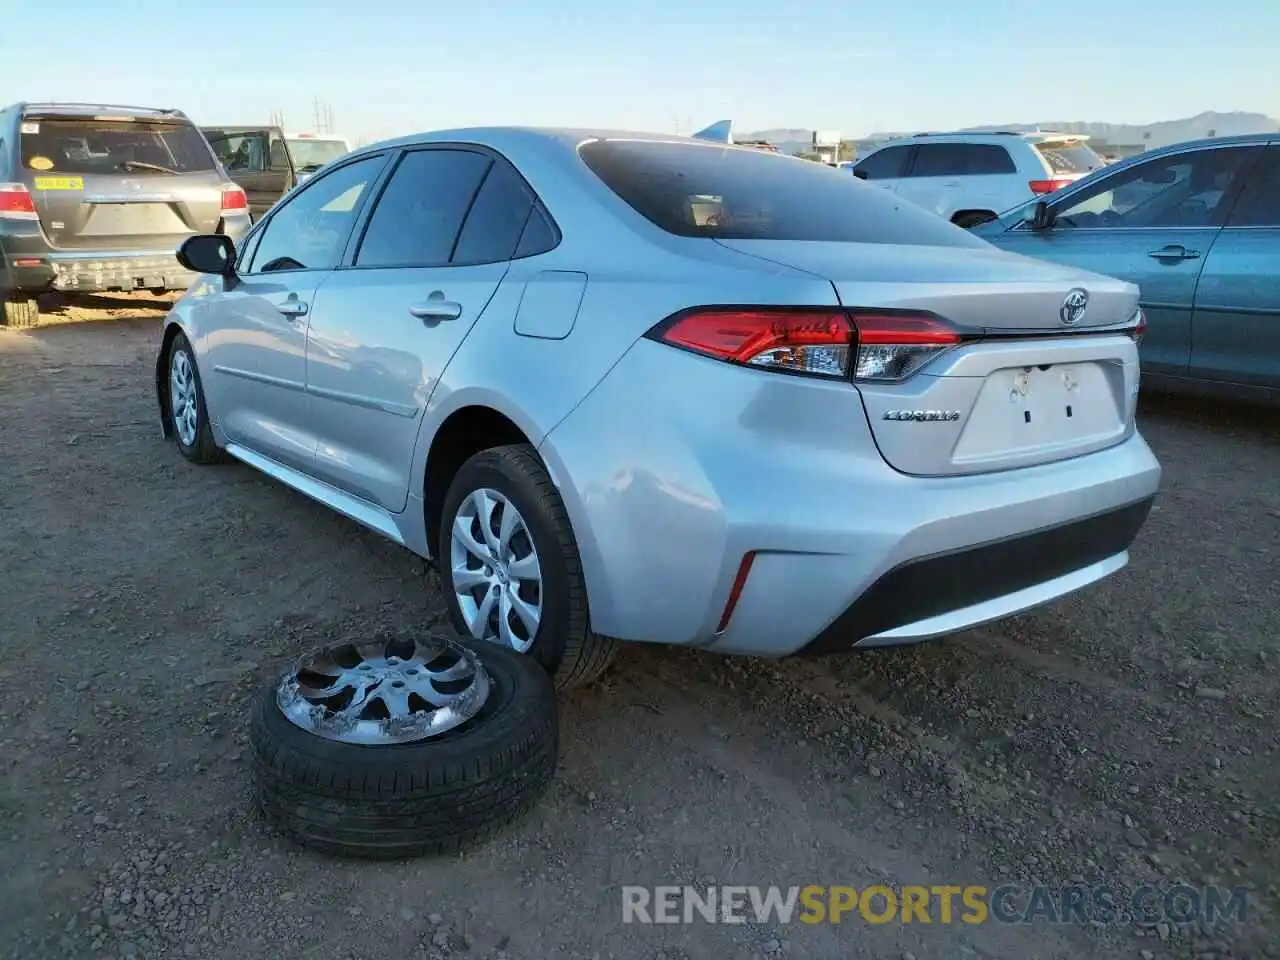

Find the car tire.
xmin=166 ymin=331 xmax=223 ymax=464
xmin=250 ymin=637 xmax=558 ymax=860
xmin=1 ymin=295 xmax=39 ymax=329
xmin=439 ymin=444 xmax=619 ymax=690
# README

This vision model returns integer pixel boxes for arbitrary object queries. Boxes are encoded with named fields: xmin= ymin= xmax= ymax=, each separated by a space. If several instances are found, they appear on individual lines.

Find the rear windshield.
xmin=287 ymin=138 xmax=349 ymax=171
xmin=1034 ymin=141 xmax=1105 ymax=175
xmin=578 ymin=139 xmax=988 ymax=247
xmin=19 ymin=117 xmax=216 ymax=176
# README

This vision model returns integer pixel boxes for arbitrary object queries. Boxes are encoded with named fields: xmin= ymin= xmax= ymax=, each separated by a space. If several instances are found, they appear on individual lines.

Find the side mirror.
xmin=852 ymin=168 xmax=868 ymax=180
xmin=1024 ymin=200 xmax=1054 ymax=231
xmin=177 ymin=235 xmax=236 ymax=276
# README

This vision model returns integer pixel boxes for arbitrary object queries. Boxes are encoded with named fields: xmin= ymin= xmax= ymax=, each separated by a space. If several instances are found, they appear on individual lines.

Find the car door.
xmin=990 ymin=144 xmax=1263 ymax=378
xmin=851 ymin=144 xmax=913 ymax=194
xmin=1189 ymin=143 xmax=1280 ymax=389
xmin=199 ymin=152 xmax=388 ymax=472
xmin=895 ymin=142 xmax=969 ymax=216
xmin=303 ymin=146 xmax=536 ymax=512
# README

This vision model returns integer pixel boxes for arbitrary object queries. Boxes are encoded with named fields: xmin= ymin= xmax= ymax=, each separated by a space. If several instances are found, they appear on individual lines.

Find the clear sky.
xmin=1 ymin=0 xmax=1274 ymax=142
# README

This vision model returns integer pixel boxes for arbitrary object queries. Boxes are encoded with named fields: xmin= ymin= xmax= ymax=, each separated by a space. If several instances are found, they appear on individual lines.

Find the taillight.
xmin=1029 ymin=178 xmax=1072 ymax=194
xmin=646 ymin=307 xmax=962 ymax=382
xmin=1129 ymin=308 xmax=1147 ymax=343
xmin=649 ymin=308 xmax=854 ymax=379
xmin=850 ymin=312 xmax=964 ymax=381
xmin=0 ymin=183 xmax=38 ymax=221
xmin=221 ymin=185 xmax=248 ymax=213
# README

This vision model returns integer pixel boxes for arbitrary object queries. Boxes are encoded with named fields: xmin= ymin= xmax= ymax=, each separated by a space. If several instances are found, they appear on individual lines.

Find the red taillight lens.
xmin=221 ymin=185 xmax=248 ymax=212
xmin=0 ymin=183 xmax=38 ymax=220
xmin=651 ymin=308 xmax=854 ymax=378
xmin=648 ymin=307 xmax=962 ymax=381
xmin=849 ymin=312 xmax=963 ymax=381
xmin=1029 ymin=178 xmax=1072 ymax=194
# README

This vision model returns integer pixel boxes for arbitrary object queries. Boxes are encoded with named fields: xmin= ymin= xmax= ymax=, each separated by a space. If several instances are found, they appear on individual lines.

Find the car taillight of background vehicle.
xmin=1028 ymin=178 xmax=1073 ymax=194
xmin=646 ymin=308 xmax=962 ymax=383
xmin=1130 ymin=308 xmax=1147 ymax=343
xmin=0 ymin=184 xmax=38 ymax=221
xmin=221 ymin=185 xmax=249 ymax=213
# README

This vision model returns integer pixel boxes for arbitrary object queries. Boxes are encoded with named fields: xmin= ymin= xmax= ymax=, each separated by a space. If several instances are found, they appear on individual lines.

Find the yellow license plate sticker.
xmin=33 ymin=176 xmax=84 ymax=191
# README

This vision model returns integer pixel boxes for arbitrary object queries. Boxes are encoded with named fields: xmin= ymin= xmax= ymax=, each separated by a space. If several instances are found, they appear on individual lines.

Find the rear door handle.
xmin=1148 ymin=244 xmax=1200 ymax=261
xmin=409 ymin=300 xmax=462 ymax=323
xmin=277 ymin=299 xmax=309 ymax=318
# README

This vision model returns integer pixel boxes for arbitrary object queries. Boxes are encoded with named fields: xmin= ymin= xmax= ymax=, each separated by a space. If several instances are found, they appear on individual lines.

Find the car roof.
xmin=8 ymin=101 xmax=190 ymax=121
xmin=346 ymin=126 xmax=753 ymax=159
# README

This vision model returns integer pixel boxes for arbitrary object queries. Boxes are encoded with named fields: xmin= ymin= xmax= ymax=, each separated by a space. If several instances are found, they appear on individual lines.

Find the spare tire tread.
xmin=249 ymin=641 xmax=558 ymax=859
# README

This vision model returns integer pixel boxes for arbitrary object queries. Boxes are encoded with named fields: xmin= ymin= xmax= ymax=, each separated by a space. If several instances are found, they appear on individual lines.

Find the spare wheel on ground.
xmin=250 ymin=634 xmax=558 ymax=859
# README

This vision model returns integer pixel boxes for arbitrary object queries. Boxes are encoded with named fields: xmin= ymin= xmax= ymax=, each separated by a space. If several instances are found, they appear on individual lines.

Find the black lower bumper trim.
xmin=798 ymin=496 xmax=1155 ymax=656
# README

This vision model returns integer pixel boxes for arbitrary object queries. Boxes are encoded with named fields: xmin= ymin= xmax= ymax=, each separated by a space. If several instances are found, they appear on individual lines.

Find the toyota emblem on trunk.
xmin=1060 ymin=288 xmax=1089 ymax=325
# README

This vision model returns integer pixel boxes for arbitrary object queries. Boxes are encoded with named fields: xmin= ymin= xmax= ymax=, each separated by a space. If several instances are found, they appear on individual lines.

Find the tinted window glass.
xmin=1053 ymin=147 xmax=1255 ymax=229
xmin=452 ymin=162 xmax=534 ymax=264
xmin=908 ymin=143 xmax=1014 ymax=177
xmin=579 ymin=140 xmax=985 ymax=247
xmin=1034 ymin=140 xmax=1104 ymax=175
xmin=1226 ymin=148 xmax=1280 ymax=227
xmin=356 ymin=149 xmax=491 ymax=267
xmin=852 ymin=145 xmax=911 ymax=180
xmin=249 ymin=154 xmax=384 ymax=273
xmin=20 ymin=117 xmax=215 ymax=175
xmin=515 ymin=204 xmax=558 ymax=258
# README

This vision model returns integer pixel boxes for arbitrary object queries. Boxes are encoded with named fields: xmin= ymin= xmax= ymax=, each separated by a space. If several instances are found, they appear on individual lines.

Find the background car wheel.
xmin=439 ymin=444 xmax=619 ymax=690
xmin=166 ymin=331 xmax=223 ymax=464
xmin=1 ymin=295 xmax=39 ymax=329
xmin=250 ymin=635 xmax=558 ymax=859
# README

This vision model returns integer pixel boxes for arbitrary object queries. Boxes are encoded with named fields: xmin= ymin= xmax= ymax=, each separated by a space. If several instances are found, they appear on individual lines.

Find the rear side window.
xmin=355 ymin=149 xmax=491 ymax=268
xmin=515 ymin=204 xmax=558 ymax=258
xmin=579 ymin=139 xmax=987 ymax=247
xmin=19 ymin=117 xmax=215 ymax=175
xmin=1034 ymin=141 xmax=1104 ymax=175
xmin=910 ymin=143 xmax=1015 ymax=177
xmin=853 ymin=145 xmax=912 ymax=180
xmin=452 ymin=161 xmax=535 ymax=265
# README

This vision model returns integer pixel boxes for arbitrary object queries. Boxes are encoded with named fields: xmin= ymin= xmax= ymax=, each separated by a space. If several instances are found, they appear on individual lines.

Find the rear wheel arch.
xmin=422 ymin=405 xmax=534 ymax=555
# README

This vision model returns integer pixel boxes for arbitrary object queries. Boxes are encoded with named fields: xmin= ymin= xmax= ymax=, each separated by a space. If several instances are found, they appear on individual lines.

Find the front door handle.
xmin=1148 ymin=244 xmax=1201 ymax=261
xmin=409 ymin=300 xmax=462 ymax=323
xmin=277 ymin=299 xmax=309 ymax=319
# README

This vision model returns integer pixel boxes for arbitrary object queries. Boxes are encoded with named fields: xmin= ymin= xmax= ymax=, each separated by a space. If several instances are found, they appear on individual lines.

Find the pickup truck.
xmin=200 ymin=124 xmax=296 ymax=222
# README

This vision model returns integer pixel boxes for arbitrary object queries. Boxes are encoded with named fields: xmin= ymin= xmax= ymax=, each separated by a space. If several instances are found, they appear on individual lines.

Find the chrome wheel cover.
xmin=449 ymin=488 xmax=543 ymax=653
xmin=276 ymin=635 xmax=490 ymax=745
xmin=169 ymin=347 xmax=199 ymax=446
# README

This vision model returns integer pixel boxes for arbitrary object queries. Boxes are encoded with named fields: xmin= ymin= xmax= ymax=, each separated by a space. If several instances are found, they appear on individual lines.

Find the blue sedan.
xmin=973 ymin=133 xmax=1280 ymax=404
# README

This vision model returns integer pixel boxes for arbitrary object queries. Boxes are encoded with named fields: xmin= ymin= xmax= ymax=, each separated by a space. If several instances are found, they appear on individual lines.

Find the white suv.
xmin=851 ymin=131 xmax=1106 ymax=227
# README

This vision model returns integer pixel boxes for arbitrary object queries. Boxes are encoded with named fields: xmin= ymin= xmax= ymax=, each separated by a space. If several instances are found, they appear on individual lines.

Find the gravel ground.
xmin=1 ymin=295 xmax=1277 ymax=960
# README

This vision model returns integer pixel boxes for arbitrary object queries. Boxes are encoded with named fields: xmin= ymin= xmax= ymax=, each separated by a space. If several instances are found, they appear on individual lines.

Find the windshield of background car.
xmin=578 ymin=139 xmax=988 ymax=247
xmin=19 ymin=117 xmax=216 ymax=175
xmin=1034 ymin=141 xmax=1104 ymax=174
xmin=287 ymin=139 xmax=349 ymax=170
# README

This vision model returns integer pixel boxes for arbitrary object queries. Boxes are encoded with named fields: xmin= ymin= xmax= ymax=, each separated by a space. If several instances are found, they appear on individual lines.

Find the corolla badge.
xmin=883 ymin=409 xmax=962 ymax=422
xmin=1060 ymin=288 xmax=1089 ymax=325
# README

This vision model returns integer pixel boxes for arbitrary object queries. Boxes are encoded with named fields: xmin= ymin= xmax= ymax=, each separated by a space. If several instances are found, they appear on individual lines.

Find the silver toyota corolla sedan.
xmin=156 ymin=127 xmax=1161 ymax=688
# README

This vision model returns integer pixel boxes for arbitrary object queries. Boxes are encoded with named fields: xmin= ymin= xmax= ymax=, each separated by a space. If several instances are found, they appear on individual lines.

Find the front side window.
xmin=248 ymin=154 xmax=385 ymax=273
xmin=580 ymin=139 xmax=986 ymax=247
xmin=1051 ymin=147 xmax=1257 ymax=229
xmin=1225 ymin=147 xmax=1280 ymax=227
xmin=20 ymin=117 xmax=215 ymax=175
xmin=355 ymin=149 xmax=492 ymax=268
xmin=853 ymin=145 xmax=912 ymax=180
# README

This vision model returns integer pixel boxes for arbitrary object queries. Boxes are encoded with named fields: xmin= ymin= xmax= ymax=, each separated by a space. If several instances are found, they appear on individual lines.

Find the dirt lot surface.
xmin=1 ymin=295 xmax=1277 ymax=960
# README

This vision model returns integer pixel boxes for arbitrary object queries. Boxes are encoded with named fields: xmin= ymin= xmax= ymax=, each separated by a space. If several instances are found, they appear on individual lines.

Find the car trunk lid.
xmin=717 ymin=238 xmax=1142 ymax=476
xmin=18 ymin=114 xmax=227 ymax=251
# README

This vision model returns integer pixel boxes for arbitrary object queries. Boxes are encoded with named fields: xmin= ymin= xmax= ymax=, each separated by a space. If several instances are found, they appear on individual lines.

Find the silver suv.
xmin=0 ymin=102 xmax=252 ymax=327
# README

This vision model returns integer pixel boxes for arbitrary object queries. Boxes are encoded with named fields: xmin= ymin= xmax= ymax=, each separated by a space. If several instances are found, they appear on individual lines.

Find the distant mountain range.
xmin=743 ymin=111 xmax=1280 ymax=155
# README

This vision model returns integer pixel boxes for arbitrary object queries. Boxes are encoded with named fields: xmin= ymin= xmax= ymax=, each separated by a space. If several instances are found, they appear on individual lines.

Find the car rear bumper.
xmin=1 ymin=216 xmax=250 ymax=294
xmin=540 ymin=337 xmax=1162 ymax=657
